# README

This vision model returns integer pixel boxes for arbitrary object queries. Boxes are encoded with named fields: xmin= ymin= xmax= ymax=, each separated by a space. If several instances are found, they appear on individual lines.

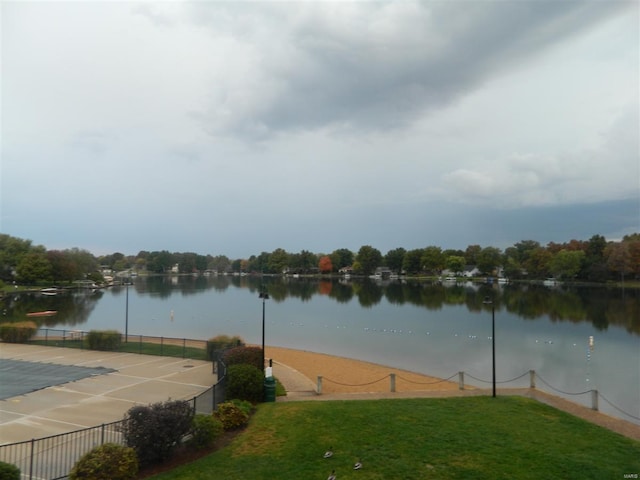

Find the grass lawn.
xmin=148 ymin=396 xmax=640 ymax=479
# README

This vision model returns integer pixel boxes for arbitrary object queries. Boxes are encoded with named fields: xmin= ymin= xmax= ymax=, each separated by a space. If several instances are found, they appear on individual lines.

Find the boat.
xmin=26 ymin=310 xmax=58 ymax=317
xmin=543 ymin=278 xmax=557 ymax=286
xmin=40 ymin=288 xmax=58 ymax=296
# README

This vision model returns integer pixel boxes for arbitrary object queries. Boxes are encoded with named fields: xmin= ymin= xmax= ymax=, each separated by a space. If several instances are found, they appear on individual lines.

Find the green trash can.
xmin=264 ymin=376 xmax=276 ymax=402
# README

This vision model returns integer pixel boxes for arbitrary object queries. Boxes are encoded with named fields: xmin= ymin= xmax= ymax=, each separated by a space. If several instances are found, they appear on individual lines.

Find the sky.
xmin=1 ymin=1 xmax=638 ymax=259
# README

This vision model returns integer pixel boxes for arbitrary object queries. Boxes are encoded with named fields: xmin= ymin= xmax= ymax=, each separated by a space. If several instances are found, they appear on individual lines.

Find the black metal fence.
xmin=0 ymin=342 xmax=228 ymax=480
xmin=30 ymin=328 xmax=210 ymax=360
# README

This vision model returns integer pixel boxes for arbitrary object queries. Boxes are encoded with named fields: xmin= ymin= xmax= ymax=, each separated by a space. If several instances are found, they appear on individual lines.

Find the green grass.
xmin=28 ymin=339 xmax=209 ymax=360
xmin=149 ymin=396 xmax=640 ymax=480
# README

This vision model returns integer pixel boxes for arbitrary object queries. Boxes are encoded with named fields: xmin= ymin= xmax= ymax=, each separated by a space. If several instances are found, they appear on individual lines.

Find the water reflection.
xmin=3 ymin=276 xmax=639 ymax=336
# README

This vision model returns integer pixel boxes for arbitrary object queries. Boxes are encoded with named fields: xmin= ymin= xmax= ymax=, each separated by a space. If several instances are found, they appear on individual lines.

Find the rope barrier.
xmin=465 ymin=371 xmax=529 ymax=385
xmin=598 ymin=391 xmax=640 ymax=422
xmin=535 ymin=374 xmax=592 ymax=396
xmin=320 ymin=370 xmax=636 ymax=424
xmin=323 ymin=375 xmax=390 ymax=387
xmin=396 ymin=373 xmax=458 ymax=385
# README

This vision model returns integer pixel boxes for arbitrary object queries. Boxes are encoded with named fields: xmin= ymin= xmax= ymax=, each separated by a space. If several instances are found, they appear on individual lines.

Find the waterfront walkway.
xmin=270 ymin=358 xmax=640 ymax=442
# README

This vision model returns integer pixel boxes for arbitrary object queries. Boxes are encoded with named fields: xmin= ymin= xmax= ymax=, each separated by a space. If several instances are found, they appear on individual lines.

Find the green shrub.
xmin=189 ymin=414 xmax=223 ymax=449
xmin=0 ymin=461 xmax=20 ymax=480
xmin=69 ymin=443 xmax=138 ymax=480
xmin=206 ymin=335 xmax=244 ymax=361
xmin=229 ymin=398 xmax=254 ymax=416
xmin=214 ymin=401 xmax=250 ymax=431
xmin=0 ymin=321 xmax=37 ymax=343
xmin=226 ymin=364 xmax=264 ymax=403
xmin=121 ymin=400 xmax=194 ymax=467
xmin=222 ymin=345 xmax=263 ymax=370
xmin=86 ymin=330 xmax=122 ymax=351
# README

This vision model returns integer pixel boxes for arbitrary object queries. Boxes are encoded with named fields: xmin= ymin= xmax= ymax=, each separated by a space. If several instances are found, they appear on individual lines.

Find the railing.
xmin=318 ymin=369 xmax=640 ymax=424
xmin=0 ymin=341 xmax=228 ymax=480
xmin=30 ymin=328 xmax=209 ymax=360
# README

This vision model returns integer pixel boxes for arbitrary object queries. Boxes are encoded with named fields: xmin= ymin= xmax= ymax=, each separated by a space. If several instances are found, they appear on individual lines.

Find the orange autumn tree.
xmin=318 ymin=255 xmax=333 ymax=273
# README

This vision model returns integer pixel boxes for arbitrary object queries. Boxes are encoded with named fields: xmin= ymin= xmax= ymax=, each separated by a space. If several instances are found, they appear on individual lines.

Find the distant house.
xmin=374 ymin=267 xmax=392 ymax=278
xmin=339 ymin=266 xmax=353 ymax=275
xmin=462 ymin=265 xmax=481 ymax=278
xmin=170 ymin=263 xmax=179 ymax=274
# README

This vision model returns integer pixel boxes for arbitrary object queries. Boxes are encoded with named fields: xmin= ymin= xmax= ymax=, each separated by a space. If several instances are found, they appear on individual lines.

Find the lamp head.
xmin=483 ymin=296 xmax=492 ymax=304
xmin=259 ymin=292 xmax=270 ymax=300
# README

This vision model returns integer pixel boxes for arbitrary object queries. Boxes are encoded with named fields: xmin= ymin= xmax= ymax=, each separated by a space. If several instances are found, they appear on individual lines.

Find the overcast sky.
xmin=2 ymin=1 xmax=638 ymax=258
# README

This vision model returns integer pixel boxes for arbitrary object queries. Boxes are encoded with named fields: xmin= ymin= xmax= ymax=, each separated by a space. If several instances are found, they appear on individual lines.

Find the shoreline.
xmin=264 ymin=345 xmax=461 ymax=394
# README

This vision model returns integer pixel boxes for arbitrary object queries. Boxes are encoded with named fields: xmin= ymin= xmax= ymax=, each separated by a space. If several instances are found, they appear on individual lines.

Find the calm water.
xmin=3 ymin=275 xmax=639 ymax=424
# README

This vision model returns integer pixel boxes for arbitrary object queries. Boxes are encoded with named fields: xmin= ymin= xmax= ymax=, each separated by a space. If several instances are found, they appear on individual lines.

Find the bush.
xmin=214 ymin=401 xmax=250 ymax=431
xmin=229 ymin=398 xmax=254 ymax=416
xmin=69 ymin=443 xmax=138 ymax=480
xmin=86 ymin=330 xmax=122 ymax=351
xmin=189 ymin=414 xmax=223 ymax=449
xmin=0 ymin=461 xmax=20 ymax=480
xmin=121 ymin=400 xmax=194 ymax=467
xmin=222 ymin=345 xmax=263 ymax=370
xmin=206 ymin=335 xmax=244 ymax=361
xmin=0 ymin=321 xmax=37 ymax=343
xmin=226 ymin=364 xmax=264 ymax=403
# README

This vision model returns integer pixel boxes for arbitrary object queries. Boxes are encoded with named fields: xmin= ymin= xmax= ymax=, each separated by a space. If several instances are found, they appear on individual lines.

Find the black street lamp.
xmin=259 ymin=290 xmax=269 ymax=374
xmin=125 ymin=279 xmax=129 ymax=343
xmin=483 ymin=296 xmax=496 ymax=397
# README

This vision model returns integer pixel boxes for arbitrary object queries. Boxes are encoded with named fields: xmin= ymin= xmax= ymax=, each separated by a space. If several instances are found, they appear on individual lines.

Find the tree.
xmin=354 ymin=245 xmax=382 ymax=276
xmin=549 ymin=250 xmax=585 ymax=280
xmin=402 ymin=249 xmax=424 ymax=274
xmin=330 ymin=248 xmax=354 ymax=271
xmin=16 ymin=251 xmax=52 ymax=284
xmin=318 ymin=255 xmax=333 ymax=273
xmin=445 ymin=256 xmax=466 ymax=275
xmin=477 ymin=247 xmax=502 ymax=275
xmin=525 ymin=248 xmax=552 ymax=279
xmin=605 ymin=242 xmax=632 ymax=282
xmin=268 ymin=248 xmax=289 ymax=274
xmin=464 ymin=245 xmax=482 ymax=265
xmin=384 ymin=248 xmax=406 ymax=274
xmin=421 ymin=246 xmax=445 ymax=274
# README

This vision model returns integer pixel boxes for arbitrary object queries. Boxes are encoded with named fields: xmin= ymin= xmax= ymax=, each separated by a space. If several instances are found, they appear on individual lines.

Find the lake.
xmin=3 ymin=275 xmax=639 ymax=424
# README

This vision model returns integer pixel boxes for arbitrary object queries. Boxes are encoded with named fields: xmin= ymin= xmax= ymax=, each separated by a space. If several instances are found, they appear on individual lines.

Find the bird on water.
xmin=354 ymin=459 xmax=363 ymax=470
xmin=324 ymin=447 xmax=333 ymax=459
xmin=327 ymin=469 xmax=337 ymax=480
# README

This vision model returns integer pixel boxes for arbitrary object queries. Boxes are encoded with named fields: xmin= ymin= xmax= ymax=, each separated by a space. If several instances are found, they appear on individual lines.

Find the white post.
xmin=458 ymin=371 xmax=465 ymax=390
xmin=529 ymin=370 xmax=536 ymax=389
xmin=390 ymin=373 xmax=396 ymax=392
xmin=591 ymin=390 xmax=599 ymax=411
xmin=317 ymin=376 xmax=323 ymax=395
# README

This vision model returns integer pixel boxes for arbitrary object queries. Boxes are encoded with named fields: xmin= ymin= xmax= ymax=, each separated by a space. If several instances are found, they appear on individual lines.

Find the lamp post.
xmin=125 ymin=279 xmax=129 ymax=343
xmin=259 ymin=290 xmax=269 ymax=374
xmin=483 ymin=296 xmax=496 ymax=397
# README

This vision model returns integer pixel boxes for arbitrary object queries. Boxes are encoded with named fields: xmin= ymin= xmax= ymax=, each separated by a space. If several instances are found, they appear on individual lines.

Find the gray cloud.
xmin=180 ymin=1 xmax=631 ymax=137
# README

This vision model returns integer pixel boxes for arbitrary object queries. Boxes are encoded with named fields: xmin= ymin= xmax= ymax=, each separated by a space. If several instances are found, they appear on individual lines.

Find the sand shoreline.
xmin=264 ymin=345 xmax=460 ymax=394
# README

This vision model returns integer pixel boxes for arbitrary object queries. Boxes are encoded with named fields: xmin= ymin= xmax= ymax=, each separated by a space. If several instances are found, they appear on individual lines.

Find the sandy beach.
xmin=264 ymin=346 xmax=460 ymax=394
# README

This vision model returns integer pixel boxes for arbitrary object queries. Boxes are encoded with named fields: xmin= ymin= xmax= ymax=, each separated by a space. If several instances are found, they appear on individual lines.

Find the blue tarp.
xmin=0 ymin=359 xmax=115 ymax=400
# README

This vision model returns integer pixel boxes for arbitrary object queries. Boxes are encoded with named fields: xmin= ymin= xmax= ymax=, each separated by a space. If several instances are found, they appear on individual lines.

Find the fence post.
xmin=390 ymin=373 xmax=396 ymax=392
xmin=458 ymin=372 xmax=464 ymax=390
xmin=529 ymin=370 xmax=536 ymax=389
xmin=317 ymin=376 xmax=323 ymax=394
xmin=591 ymin=390 xmax=599 ymax=411
xmin=29 ymin=438 xmax=35 ymax=480
xmin=212 ymin=384 xmax=216 ymax=411
xmin=101 ymin=424 xmax=105 ymax=444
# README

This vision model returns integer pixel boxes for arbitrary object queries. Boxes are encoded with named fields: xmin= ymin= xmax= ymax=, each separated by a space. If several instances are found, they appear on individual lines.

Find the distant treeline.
xmin=1 ymin=233 xmax=639 ymax=285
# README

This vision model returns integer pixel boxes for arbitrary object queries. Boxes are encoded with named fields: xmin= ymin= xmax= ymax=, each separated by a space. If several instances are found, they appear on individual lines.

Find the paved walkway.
xmin=271 ymin=360 xmax=640 ymax=442
xmin=0 ymin=344 xmax=216 ymax=444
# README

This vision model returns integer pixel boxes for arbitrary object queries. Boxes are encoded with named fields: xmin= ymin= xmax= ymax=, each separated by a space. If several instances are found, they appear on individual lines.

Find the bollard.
xmin=458 ymin=372 xmax=465 ymax=390
xmin=591 ymin=390 xmax=599 ymax=411
xmin=529 ymin=370 xmax=536 ymax=389
xmin=390 ymin=373 xmax=396 ymax=393
xmin=317 ymin=376 xmax=323 ymax=395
